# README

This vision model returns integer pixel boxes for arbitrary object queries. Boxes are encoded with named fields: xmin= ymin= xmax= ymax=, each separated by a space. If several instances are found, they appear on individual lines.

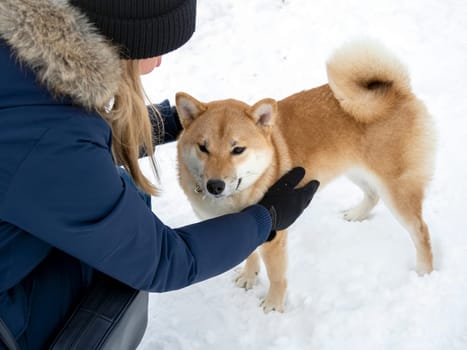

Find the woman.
xmin=0 ymin=0 xmax=319 ymax=348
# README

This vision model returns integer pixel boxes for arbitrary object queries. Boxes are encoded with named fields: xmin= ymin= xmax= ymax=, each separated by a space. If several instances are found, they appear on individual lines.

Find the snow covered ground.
xmin=138 ymin=0 xmax=467 ymax=349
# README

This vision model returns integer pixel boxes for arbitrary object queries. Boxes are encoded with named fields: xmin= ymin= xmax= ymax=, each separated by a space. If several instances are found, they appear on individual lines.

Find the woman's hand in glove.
xmin=259 ymin=167 xmax=319 ymax=241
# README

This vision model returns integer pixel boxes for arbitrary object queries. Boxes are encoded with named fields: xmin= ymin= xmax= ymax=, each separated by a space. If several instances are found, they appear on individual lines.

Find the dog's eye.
xmin=198 ymin=143 xmax=209 ymax=154
xmin=232 ymin=147 xmax=246 ymax=155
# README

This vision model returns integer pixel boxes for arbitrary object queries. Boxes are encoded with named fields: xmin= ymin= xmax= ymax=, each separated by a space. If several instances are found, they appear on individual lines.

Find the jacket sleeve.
xmin=149 ymin=99 xmax=183 ymax=144
xmin=138 ymin=100 xmax=182 ymax=158
xmin=0 ymin=118 xmax=272 ymax=292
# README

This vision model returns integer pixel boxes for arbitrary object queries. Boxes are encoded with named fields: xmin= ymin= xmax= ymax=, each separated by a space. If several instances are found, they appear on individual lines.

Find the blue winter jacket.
xmin=0 ymin=26 xmax=271 ymax=348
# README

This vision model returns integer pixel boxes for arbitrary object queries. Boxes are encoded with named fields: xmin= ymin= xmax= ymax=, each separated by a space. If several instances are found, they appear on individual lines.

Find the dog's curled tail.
xmin=326 ymin=39 xmax=412 ymax=123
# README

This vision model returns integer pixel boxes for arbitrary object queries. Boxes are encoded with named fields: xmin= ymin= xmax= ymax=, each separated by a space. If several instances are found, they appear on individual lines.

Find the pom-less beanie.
xmin=70 ymin=0 xmax=197 ymax=59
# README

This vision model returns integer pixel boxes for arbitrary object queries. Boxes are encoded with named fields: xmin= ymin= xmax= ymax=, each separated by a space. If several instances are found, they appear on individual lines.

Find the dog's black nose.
xmin=206 ymin=179 xmax=225 ymax=195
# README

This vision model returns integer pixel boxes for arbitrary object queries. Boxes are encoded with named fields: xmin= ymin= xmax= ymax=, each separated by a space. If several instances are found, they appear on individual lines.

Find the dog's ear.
xmin=175 ymin=92 xmax=208 ymax=128
xmin=246 ymin=98 xmax=277 ymax=129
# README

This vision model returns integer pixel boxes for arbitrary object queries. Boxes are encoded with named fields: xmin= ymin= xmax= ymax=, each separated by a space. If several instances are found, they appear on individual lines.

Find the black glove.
xmin=259 ymin=167 xmax=320 ymax=240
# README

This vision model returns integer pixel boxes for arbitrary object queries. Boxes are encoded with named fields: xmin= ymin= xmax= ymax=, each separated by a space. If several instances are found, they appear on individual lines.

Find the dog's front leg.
xmin=234 ymin=251 xmax=260 ymax=290
xmin=260 ymin=230 xmax=288 ymax=313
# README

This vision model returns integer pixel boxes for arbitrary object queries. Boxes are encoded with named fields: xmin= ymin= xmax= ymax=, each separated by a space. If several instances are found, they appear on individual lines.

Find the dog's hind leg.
xmin=343 ymin=173 xmax=379 ymax=221
xmin=259 ymin=230 xmax=288 ymax=313
xmin=235 ymin=251 xmax=260 ymax=290
xmin=380 ymin=178 xmax=433 ymax=275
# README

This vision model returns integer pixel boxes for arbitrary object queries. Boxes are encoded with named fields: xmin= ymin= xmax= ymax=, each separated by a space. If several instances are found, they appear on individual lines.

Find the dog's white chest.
xmin=188 ymin=191 xmax=249 ymax=220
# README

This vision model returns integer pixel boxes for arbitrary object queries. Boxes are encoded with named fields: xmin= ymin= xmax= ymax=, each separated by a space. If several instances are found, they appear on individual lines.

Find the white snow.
xmin=138 ymin=0 xmax=467 ymax=349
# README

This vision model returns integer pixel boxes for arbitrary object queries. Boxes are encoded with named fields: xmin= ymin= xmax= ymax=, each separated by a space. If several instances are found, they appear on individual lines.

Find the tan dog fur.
xmin=175 ymin=40 xmax=436 ymax=313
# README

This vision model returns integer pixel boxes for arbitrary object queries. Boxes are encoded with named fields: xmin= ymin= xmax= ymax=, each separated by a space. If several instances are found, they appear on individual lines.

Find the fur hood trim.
xmin=0 ymin=0 xmax=121 ymax=110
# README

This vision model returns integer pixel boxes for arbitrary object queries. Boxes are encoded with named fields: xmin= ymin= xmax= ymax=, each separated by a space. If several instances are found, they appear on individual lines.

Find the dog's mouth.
xmin=235 ymin=178 xmax=242 ymax=191
xmin=194 ymin=178 xmax=243 ymax=199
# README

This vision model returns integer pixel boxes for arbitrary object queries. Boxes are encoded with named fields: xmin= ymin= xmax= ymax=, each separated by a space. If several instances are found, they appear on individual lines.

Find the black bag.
xmin=0 ymin=318 xmax=19 ymax=350
xmin=49 ymin=272 xmax=149 ymax=350
xmin=0 ymin=273 xmax=149 ymax=350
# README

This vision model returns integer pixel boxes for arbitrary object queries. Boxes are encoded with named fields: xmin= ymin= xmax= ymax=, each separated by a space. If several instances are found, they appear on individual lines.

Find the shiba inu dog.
xmin=175 ymin=40 xmax=436 ymax=313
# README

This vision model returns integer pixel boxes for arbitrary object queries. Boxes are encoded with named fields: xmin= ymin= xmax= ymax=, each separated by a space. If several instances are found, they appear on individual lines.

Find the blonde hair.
xmin=99 ymin=59 xmax=162 ymax=196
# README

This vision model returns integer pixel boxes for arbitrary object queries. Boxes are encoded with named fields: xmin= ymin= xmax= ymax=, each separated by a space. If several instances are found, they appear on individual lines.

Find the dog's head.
xmin=176 ymin=92 xmax=277 ymax=199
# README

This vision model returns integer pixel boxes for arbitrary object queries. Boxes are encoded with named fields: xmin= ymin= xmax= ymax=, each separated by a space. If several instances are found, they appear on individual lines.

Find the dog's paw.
xmin=260 ymin=295 xmax=285 ymax=313
xmin=234 ymin=270 xmax=258 ymax=290
xmin=415 ymin=260 xmax=433 ymax=276
xmin=260 ymin=281 xmax=287 ymax=313
xmin=342 ymin=206 xmax=370 ymax=222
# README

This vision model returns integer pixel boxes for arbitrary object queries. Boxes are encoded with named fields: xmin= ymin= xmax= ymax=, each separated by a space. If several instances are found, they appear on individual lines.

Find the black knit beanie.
xmin=69 ymin=0 xmax=197 ymax=59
